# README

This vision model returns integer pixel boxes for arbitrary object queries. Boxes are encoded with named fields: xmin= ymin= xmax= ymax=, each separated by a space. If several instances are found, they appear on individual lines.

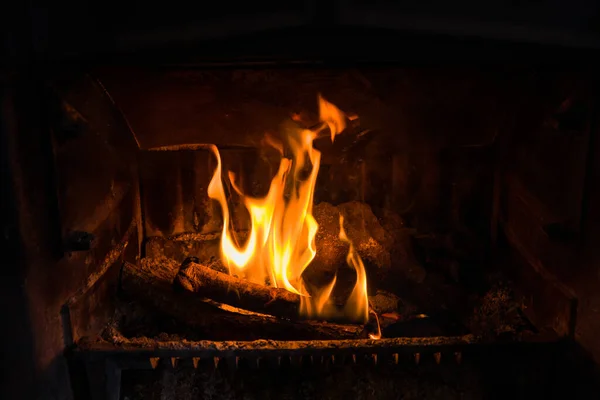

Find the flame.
xmin=368 ymin=310 xmax=382 ymax=340
xmin=208 ymin=95 xmax=369 ymax=324
xmin=318 ymin=94 xmax=346 ymax=142
xmin=299 ymin=215 xmax=370 ymax=324
xmin=338 ymin=215 xmax=370 ymax=323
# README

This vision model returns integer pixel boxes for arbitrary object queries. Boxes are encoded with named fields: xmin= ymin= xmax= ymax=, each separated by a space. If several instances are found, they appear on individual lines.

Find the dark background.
xmin=3 ymin=2 xmax=600 ymax=399
xmin=3 ymin=0 xmax=600 ymax=65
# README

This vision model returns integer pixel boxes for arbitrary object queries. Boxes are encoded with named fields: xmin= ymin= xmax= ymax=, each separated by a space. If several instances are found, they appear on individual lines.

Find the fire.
xmin=299 ymin=215 xmax=370 ymax=323
xmin=207 ymin=95 xmax=369 ymax=324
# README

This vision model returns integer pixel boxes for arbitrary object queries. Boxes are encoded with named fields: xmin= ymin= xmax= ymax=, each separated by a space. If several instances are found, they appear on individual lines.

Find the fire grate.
xmin=72 ymin=330 xmax=560 ymax=400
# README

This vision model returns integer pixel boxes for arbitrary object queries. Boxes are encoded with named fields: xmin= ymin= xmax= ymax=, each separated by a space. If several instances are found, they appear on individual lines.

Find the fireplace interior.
xmin=4 ymin=23 xmax=600 ymax=400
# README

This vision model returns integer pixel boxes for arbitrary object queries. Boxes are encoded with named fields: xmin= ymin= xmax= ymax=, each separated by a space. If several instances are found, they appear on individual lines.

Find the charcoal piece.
xmin=311 ymin=202 xmax=348 ymax=274
xmin=368 ymin=290 xmax=400 ymax=314
xmin=311 ymin=201 xmax=392 ymax=274
xmin=469 ymin=284 xmax=526 ymax=338
xmin=338 ymin=201 xmax=393 ymax=266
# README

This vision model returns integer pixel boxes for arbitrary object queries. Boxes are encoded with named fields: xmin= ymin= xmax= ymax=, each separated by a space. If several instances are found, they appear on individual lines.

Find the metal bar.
xmin=144 ymin=143 xmax=251 ymax=152
xmin=78 ymin=332 xmax=557 ymax=360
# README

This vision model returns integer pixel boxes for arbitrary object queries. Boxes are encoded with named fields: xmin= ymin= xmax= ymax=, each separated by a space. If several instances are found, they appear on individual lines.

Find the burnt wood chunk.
xmin=174 ymin=260 xmax=301 ymax=320
xmin=310 ymin=201 xmax=392 ymax=274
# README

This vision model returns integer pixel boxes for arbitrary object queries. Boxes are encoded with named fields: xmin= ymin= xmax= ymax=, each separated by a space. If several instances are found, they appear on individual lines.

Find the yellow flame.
xmin=339 ymin=215 xmax=370 ymax=324
xmin=208 ymin=95 xmax=369 ymax=323
xmin=318 ymin=94 xmax=347 ymax=142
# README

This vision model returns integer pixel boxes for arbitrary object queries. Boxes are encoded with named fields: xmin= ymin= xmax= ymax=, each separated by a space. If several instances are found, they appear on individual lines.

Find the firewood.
xmin=173 ymin=259 xmax=301 ymax=320
xmin=121 ymin=257 xmax=363 ymax=340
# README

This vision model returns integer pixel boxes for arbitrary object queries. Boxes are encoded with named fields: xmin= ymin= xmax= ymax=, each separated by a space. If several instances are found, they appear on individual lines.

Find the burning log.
xmin=122 ymin=257 xmax=365 ymax=340
xmin=173 ymin=259 xmax=301 ymax=320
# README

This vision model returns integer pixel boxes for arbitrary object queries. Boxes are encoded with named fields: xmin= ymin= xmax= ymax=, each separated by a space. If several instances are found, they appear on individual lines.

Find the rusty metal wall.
xmin=103 ymin=67 xmax=512 ymax=238
xmin=498 ymin=72 xmax=600 ymax=363
xmin=2 ymin=72 xmax=140 ymax=399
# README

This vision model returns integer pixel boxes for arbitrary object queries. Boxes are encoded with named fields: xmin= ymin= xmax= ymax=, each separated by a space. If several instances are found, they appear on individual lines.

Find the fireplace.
xmin=4 ymin=6 xmax=600 ymax=399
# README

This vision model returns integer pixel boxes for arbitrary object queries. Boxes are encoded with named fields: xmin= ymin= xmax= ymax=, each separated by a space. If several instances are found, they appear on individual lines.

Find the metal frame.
xmin=73 ymin=331 xmax=560 ymax=400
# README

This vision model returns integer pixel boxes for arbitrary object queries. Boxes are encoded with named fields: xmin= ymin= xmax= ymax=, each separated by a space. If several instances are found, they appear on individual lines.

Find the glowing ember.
xmin=207 ymin=95 xmax=370 ymax=324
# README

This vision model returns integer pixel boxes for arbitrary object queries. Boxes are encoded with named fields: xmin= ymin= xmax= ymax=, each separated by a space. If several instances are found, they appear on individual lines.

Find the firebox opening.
xmin=21 ymin=62 xmax=598 ymax=400
xmin=94 ymin=66 xmax=547 ymax=343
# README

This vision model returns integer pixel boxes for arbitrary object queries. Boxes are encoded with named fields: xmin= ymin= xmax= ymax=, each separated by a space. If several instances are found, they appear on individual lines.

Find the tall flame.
xmin=208 ymin=95 xmax=369 ymax=323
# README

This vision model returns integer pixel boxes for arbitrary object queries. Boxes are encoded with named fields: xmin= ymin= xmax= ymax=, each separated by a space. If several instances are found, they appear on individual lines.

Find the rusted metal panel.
xmin=139 ymin=147 xmax=266 ymax=237
xmin=503 ymin=176 xmax=578 ymax=337
xmin=139 ymin=149 xmax=213 ymax=237
xmin=62 ymin=212 xmax=139 ymax=345
xmin=504 ymin=175 xmax=579 ymax=281
xmin=50 ymin=75 xmax=138 ymax=244
xmin=504 ymin=242 xmax=577 ymax=338
xmin=3 ymin=73 xmax=140 ymax=400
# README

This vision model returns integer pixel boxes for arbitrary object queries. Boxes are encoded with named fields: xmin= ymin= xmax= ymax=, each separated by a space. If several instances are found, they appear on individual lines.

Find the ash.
xmin=469 ymin=282 xmax=527 ymax=338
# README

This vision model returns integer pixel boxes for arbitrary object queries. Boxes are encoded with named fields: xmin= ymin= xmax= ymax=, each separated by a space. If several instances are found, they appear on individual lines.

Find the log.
xmin=174 ymin=260 xmax=301 ymax=320
xmin=121 ymin=257 xmax=363 ymax=340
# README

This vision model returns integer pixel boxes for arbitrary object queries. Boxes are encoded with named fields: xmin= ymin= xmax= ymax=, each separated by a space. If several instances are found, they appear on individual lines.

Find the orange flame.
xmin=368 ymin=310 xmax=382 ymax=340
xmin=318 ymin=94 xmax=346 ymax=142
xmin=208 ymin=95 xmax=369 ymax=323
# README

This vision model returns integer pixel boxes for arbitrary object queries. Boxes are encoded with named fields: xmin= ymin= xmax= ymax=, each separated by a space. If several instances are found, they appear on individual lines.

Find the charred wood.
xmin=173 ymin=259 xmax=301 ymax=321
xmin=121 ymin=258 xmax=363 ymax=340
